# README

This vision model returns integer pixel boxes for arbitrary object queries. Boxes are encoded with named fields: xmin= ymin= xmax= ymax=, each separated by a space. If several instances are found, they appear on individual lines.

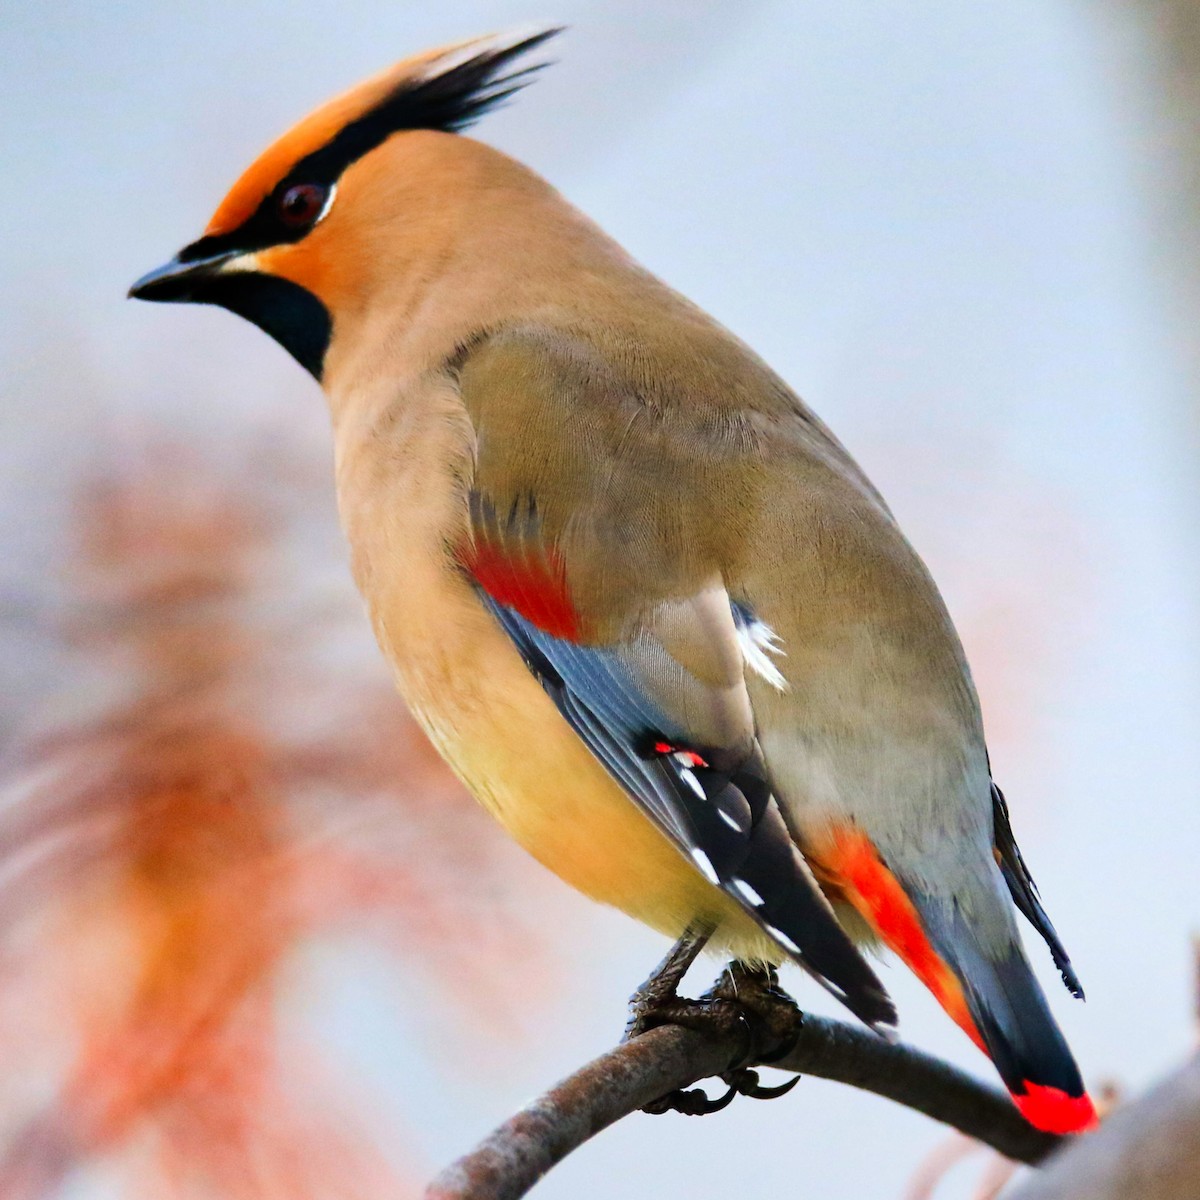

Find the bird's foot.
xmin=709 ymin=959 xmax=805 ymax=1067
xmin=627 ymin=947 xmax=804 ymax=1117
xmin=624 ymin=921 xmax=714 ymax=1042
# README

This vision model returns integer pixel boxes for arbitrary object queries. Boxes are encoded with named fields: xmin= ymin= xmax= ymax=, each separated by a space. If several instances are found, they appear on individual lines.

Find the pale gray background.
xmin=3 ymin=2 xmax=1199 ymax=1197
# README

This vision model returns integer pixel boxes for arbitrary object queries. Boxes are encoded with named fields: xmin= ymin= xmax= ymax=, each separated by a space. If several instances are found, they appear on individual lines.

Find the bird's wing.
xmin=991 ymin=783 xmax=1084 ymax=998
xmin=454 ymin=329 xmax=894 ymax=1030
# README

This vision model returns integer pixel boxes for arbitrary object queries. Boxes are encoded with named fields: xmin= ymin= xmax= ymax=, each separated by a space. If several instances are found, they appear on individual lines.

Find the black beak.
xmin=128 ymin=249 xmax=241 ymax=303
xmin=127 ymin=244 xmax=331 ymax=380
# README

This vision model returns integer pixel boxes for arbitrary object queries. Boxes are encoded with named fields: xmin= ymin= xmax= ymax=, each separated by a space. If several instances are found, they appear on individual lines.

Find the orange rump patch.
xmin=812 ymin=826 xmax=985 ymax=1053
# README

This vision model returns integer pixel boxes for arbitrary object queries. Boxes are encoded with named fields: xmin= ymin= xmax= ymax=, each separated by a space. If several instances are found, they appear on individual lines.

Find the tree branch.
xmin=1007 ymin=1056 xmax=1200 ymax=1200
xmin=425 ymin=1006 xmax=1059 ymax=1200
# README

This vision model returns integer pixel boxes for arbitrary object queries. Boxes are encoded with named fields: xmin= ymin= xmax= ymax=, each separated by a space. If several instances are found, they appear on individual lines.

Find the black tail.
xmin=914 ymin=894 xmax=1096 ymax=1134
xmin=991 ymin=782 xmax=1084 ymax=998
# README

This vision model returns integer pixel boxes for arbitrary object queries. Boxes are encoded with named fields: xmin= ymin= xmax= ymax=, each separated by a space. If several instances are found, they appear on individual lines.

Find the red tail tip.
xmin=1012 ymin=1082 xmax=1098 ymax=1134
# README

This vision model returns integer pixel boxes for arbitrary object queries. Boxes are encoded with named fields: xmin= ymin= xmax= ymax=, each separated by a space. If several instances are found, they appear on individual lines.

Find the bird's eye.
xmin=276 ymin=182 xmax=330 ymax=231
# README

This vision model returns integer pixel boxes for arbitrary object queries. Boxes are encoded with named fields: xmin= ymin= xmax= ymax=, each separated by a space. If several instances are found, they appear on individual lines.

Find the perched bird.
xmin=130 ymin=30 xmax=1095 ymax=1133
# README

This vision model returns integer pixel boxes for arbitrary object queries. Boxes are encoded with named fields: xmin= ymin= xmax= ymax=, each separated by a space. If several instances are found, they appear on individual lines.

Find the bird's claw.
xmin=629 ymin=954 xmax=804 ymax=1117
xmin=708 ymin=960 xmax=803 ymax=1070
xmin=643 ymin=1063 xmax=801 ymax=1117
xmin=724 ymin=1067 xmax=802 ymax=1101
xmin=643 ymin=1079 xmax=738 ymax=1116
xmin=624 ymin=922 xmax=715 ymax=1042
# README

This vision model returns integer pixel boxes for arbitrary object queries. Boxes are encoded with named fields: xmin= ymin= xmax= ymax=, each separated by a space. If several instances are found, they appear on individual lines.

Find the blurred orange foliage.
xmin=0 ymin=443 xmax=564 ymax=1197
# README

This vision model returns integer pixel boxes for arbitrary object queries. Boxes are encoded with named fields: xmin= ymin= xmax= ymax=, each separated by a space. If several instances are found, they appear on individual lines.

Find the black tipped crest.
xmin=402 ymin=29 xmax=561 ymax=132
xmin=179 ymin=29 xmax=561 ymax=266
xmin=298 ymin=28 xmax=561 ymax=184
xmin=132 ymin=30 xmax=562 ymax=382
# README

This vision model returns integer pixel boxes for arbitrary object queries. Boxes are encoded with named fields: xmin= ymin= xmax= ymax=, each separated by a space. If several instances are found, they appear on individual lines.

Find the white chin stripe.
xmin=218 ymin=251 xmax=261 ymax=274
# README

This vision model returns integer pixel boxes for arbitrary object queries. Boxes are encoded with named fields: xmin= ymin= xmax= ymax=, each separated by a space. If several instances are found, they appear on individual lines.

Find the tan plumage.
xmin=130 ymin=30 xmax=1095 ymax=1131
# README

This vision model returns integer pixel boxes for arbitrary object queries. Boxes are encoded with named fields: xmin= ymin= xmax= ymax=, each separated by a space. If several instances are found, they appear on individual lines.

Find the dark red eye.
xmin=276 ymin=182 xmax=329 ymax=230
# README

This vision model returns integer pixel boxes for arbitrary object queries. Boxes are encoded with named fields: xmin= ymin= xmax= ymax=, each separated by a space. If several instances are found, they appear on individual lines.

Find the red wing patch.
xmin=459 ymin=536 xmax=581 ymax=640
xmin=460 ymin=493 xmax=583 ymax=641
xmin=653 ymin=742 xmax=708 ymax=767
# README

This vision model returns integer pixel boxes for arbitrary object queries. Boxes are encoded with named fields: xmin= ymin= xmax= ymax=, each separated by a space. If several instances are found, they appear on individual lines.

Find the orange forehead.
xmin=204 ymin=38 xmax=484 ymax=238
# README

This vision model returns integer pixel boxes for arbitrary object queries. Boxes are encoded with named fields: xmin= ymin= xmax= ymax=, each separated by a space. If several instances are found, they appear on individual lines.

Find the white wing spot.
xmin=732 ymin=877 xmax=765 ymax=907
xmin=735 ymin=617 xmax=789 ymax=691
xmin=766 ymin=924 xmax=802 ymax=956
xmin=679 ymin=767 xmax=707 ymax=801
xmin=718 ymin=808 xmax=745 ymax=832
xmin=690 ymin=848 xmax=720 ymax=885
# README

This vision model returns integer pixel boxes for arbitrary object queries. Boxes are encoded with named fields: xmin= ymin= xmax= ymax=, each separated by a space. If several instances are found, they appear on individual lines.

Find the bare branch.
xmin=425 ymin=1009 xmax=1059 ymax=1200
xmin=1007 ymin=1056 xmax=1200 ymax=1200
xmin=768 ymin=1014 xmax=1055 ymax=1161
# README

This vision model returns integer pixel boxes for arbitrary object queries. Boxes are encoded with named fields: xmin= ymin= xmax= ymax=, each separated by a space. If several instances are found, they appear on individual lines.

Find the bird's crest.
xmin=203 ymin=28 xmax=561 ymax=240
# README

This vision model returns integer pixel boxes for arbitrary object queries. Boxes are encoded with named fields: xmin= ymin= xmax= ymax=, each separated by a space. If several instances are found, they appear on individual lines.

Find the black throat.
xmin=200 ymin=274 xmax=332 ymax=380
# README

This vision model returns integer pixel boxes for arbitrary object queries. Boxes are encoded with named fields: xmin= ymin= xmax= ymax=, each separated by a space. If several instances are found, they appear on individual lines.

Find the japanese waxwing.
xmin=130 ymin=30 xmax=1095 ymax=1134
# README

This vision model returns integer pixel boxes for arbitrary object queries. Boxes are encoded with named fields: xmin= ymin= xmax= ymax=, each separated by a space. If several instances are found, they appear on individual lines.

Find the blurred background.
xmin=3 ymin=2 xmax=1200 ymax=1197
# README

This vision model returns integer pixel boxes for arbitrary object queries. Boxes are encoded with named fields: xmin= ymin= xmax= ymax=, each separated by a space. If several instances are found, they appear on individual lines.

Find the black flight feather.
xmin=991 ymin=782 xmax=1084 ymax=999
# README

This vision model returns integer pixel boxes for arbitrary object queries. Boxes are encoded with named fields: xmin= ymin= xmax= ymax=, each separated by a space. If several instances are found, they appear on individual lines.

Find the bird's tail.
xmin=911 ymin=892 xmax=1096 ymax=1135
xmin=811 ymin=826 xmax=1096 ymax=1135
